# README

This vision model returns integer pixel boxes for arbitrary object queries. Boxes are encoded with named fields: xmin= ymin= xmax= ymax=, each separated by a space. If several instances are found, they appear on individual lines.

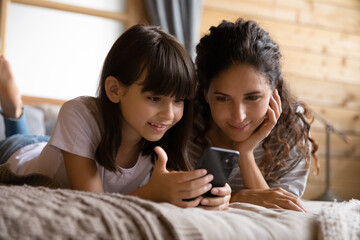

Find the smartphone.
xmin=184 ymin=147 xmax=239 ymax=201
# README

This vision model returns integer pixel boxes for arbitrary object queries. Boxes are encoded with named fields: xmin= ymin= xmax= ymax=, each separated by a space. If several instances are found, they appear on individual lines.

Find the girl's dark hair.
xmin=195 ymin=19 xmax=319 ymax=179
xmin=96 ymin=24 xmax=196 ymax=172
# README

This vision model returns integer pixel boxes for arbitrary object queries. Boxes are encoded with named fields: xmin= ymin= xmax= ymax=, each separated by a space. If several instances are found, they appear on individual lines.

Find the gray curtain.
xmin=144 ymin=0 xmax=203 ymax=59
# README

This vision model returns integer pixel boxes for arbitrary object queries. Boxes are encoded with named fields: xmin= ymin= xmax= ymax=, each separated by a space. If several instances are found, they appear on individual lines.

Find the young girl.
xmin=190 ymin=19 xmax=319 ymax=212
xmin=0 ymin=25 xmax=229 ymax=209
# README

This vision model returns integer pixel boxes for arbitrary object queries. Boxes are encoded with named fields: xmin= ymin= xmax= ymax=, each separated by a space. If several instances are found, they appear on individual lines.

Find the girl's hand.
xmin=133 ymin=146 xmax=214 ymax=208
xmin=199 ymin=183 xmax=231 ymax=211
xmin=234 ymin=89 xmax=282 ymax=154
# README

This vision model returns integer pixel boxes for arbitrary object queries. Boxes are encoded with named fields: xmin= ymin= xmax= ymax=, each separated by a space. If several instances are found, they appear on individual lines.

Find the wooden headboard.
xmin=22 ymin=95 xmax=66 ymax=106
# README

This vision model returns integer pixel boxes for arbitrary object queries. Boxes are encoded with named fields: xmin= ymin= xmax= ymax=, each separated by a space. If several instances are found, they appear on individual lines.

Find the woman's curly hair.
xmin=194 ymin=19 xmax=319 ymax=179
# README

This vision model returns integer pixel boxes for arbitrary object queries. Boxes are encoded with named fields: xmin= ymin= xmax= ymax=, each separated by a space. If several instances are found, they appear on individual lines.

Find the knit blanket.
xmin=0 ymin=185 xmax=318 ymax=240
xmin=318 ymin=199 xmax=360 ymax=240
xmin=0 ymin=162 xmax=358 ymax=240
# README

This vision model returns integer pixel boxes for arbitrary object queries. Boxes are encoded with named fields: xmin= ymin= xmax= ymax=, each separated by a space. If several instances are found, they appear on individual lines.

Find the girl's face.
xmin=119 ymin=79 xmax=184 ymax=143
xmin=205 ymin=64 xmax=272 ymax=144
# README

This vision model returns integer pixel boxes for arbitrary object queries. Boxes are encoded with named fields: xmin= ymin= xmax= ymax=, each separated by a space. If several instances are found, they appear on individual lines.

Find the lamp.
xmin=312 ymin=111 xmax=351 ymax=201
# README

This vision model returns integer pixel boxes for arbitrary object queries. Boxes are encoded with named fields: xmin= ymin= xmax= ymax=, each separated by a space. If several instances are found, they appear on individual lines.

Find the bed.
xmin=0 ymin=164 xmax=359 ymax=240
xmin=1 ymin=102 xmax=359 ymax=239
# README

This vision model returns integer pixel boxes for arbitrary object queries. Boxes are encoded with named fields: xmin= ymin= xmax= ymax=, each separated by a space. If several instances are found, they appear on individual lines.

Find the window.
xmin=0 ymin=0 xmax=145 ymax=100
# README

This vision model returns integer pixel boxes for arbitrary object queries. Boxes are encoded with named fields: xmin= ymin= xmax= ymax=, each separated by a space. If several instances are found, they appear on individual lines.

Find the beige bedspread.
xmin=0 ymin=185 xmax=319 ymax=240
xmin=0 ymin=162 xmax=359 ymax=240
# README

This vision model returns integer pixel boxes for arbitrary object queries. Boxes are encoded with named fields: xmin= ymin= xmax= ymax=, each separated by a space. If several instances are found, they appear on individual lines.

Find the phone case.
xmin=196 ymin=147 xmax=239 ymax=198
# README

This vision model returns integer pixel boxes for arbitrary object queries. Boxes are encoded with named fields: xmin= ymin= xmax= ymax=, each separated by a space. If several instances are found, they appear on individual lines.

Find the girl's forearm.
xmin=238 ymin=152 xmax=269 ymax=189
xmin=128 ymin=183 xmax=162 ymax=202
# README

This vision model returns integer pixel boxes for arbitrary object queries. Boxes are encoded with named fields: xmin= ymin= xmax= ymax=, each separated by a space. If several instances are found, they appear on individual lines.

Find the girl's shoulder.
xmin=62 ymin=96 xmax=97 ymax=109
xmin=58 ymin=96 xmax=102 ymax=127
xmin=60 ymin=96 xmax=99 ymax=116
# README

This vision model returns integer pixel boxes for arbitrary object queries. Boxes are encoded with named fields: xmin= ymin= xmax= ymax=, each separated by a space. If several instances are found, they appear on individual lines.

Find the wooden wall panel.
xmin=304 ymin=157 xmax=360 ymax=200
xmin=299 ymin=3 xmax=360 ymax=33
xmin=203 ymin=0 xmax=298 ymax=22
xmin=310 ymin=105 xmax=360 ymax=134
xmin=282 ymin=48 xmax=360 ymax=84
xmin=287 ymin=74 xmax=360 ymax=109
xmin=202 ymin=4 xmax=360 ymax=59
xmin=201 ymin=0 xmax=360 ymax=201
xmin=310 ymin=131 xmax=359 ymax=158
xmin=266 ymin=21 xmax=360 ymax=60
xmin=203 ymin=0 xmax=360 ymax=32
xmin=315 ymin=0 xmax=360 ymax=9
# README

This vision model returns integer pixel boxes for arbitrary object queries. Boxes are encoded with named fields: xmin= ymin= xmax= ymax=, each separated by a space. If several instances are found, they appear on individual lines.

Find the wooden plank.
xmin=201 ymin=6 xmax=360 ymax=60
xmin=314 ymin=0 xmax=360 ymax=9
xmin=12 ymin=0 xmax=128 ymax=22
xmin=307 ymin=157 xmax=360 ymax=185
xmin=299 ymin=2 xmax=360 ymax=34
xmin=22 ymin=95 xmax=65 ymax=106
xmin=282 ymin=48 xmax=360 ymax=85
xmin=0 ymin=0 xmax=10 ymax=55
xmin=277 ymin=0 xmax=360 ymax=10
xmin=262 ymin=21 xmax=360 ymax=60
xmin=310 ymin=130 xmax=360 ymax=158
xmin=309 ymin=105 xmax=360 ymax=134
xmin=303 ymin=183 xmax=360 ymax=201
xmin=202 ymin=0 xmax=298 ymax=23
xmin=303 ymin=156 xmax=360 ymax=200
xmin=125 ymin=0 xmax=149 ymax=29
xmin=203 ymin=0 xmax=360 ymax=33
xmin=286 ymin=74 xmax=360 ymax=110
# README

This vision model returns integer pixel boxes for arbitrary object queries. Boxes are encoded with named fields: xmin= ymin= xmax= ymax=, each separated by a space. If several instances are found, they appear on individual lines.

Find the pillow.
xmin=32 ymin=103 xmax=61 ymax=136
xmin=0 ymin=106 xmax=46 ymax=141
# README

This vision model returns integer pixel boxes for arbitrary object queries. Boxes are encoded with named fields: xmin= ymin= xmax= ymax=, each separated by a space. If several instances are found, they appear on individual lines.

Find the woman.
xmin=190 ymin=19 xmax=318 ymax=212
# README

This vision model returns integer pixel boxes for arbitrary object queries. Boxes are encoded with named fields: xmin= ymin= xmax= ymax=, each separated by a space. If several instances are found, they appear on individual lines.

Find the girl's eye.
xmin=174 ymin=98 xmax=185 ymax=103
xmin=147 ymin=96 xmax=161 ymax=102
xmin=215 ymin=96 xmax=229 ymax=102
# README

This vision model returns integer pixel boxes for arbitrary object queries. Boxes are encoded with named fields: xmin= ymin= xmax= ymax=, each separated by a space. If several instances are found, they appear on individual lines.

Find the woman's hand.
xmin=232 ymin=90 xmax=282 ymax=190
xmin=233 ymin=89 xmax=282 ymax=154
xmin=231 ymin=187 xmax=307 ymax=212
xmin=131 ymin=146 xmax=214 ymax=208
xmin=199 ymin=183 xmax=231 ymax=211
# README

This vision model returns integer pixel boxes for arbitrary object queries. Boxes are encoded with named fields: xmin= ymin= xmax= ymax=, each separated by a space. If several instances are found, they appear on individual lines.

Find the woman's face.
xmin=205 ymin=64 xmax=272 ymax=143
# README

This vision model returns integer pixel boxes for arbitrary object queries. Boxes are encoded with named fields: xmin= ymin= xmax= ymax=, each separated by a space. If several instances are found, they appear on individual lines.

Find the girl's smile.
xmin=119 ymin=78 xmax=184 ymax=143
xmin=147 ymin=122 xmax=171 ymax=132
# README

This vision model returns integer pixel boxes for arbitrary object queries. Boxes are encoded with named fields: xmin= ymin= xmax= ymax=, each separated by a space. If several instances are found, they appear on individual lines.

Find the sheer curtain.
xmin=144 ymin=0 xmax=202 ymax=59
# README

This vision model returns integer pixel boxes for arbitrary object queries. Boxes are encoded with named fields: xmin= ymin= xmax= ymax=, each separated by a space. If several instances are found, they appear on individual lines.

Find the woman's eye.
xmin=215 ymin=96 xmax=229 ymax=102
xmin=246 ymin=95 xmax=261 ymax=101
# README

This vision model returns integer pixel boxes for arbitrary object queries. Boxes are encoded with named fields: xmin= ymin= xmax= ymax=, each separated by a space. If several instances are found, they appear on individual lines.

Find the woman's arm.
xmin=237 ymin=152 xmax=269 ymax=189
xmin=230 ymin=142 xmax=310 ymax=212
xmin=234 ymin=90 xmax=282 ymax=189
xmin=231 ymin=188 xmax=307 ymax=212
xmin=62 ymin=150 xmax=104 ymax=193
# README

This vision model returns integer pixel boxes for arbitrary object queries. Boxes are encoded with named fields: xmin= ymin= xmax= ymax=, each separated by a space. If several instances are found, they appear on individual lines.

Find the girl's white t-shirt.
xmin=7 ymin=96 xmax=153 ymax=194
